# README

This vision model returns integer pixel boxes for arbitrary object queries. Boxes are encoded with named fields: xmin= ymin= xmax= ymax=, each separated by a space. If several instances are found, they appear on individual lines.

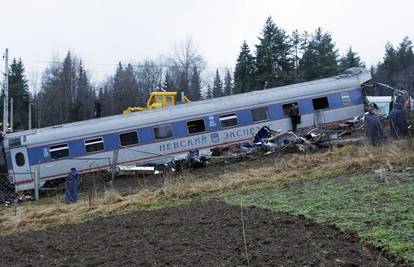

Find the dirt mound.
xmin=0 ymin=202 xmax=400 ymax=266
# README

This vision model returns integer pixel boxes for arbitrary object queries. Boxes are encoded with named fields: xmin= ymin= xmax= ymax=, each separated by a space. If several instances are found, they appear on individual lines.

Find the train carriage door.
xmin=10 ymin=146 xmax=32 ymax=184
xmin=312 ymin=97 xmax=329 ymax=126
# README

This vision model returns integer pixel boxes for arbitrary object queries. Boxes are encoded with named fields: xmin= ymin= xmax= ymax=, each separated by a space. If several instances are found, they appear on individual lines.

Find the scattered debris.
xmin=117 ymin=165 xmax=161 ymax=175
xmin=4 ymin=194 xmax=33 ymax=207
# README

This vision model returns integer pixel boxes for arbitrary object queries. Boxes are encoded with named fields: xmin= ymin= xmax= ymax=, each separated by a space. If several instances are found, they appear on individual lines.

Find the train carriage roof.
xmin=6 ymin=68 xmax=371 ymax=146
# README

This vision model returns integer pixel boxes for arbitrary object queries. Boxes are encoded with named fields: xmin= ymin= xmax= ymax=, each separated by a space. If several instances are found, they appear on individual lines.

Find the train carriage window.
xmin=120 ymin=131 xmax=139 ymax=146
xmin=85 ymin=138 xmax=104 ymax=153
xmin=15 ymin=152 xmax=25 ymax=167
xmin=341 ymin=92 xmax=352 ymax=106
xmin=219 ymin=113 xmax=238 ymax=128
xmin=282 ymin=102 xmax=299 ymax=116
xmin=154 ymin=125 xmax=173 ymax=140
xmin=312 ymin=97 xmax=329 ymax=110
xmin=251 ymin=107 xmax=269 ymax=122
xmin=50 ymin=144 xmax=69 ymax=159
xmin=187 ymin=119 xmax=205 ymax=135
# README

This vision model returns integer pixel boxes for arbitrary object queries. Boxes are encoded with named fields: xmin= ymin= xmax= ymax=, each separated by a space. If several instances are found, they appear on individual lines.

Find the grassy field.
xmin=226 ymin=172 xmax=414 ymax=262
xmin=1 ymin=139 xmax=414 ymax=262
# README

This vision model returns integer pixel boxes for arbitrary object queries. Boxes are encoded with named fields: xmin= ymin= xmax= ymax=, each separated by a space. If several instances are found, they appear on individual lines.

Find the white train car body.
xmin=2 ymin=68 xmax=371 ymax=191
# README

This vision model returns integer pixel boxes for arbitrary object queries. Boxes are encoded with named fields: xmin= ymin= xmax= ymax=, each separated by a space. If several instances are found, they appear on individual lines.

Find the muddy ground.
xmin=0 ymin=201 xmax=403 ymax=267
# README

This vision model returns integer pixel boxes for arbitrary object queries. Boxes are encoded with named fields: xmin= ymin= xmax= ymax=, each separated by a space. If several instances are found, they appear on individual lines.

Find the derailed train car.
xmin=1 ymin=67 xmax=371 ymax=191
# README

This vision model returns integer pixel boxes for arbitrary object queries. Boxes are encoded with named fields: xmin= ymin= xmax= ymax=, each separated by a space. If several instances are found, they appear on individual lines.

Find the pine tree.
xmin=300 ymin=28 xmax=339 ymax=80
xmin=162 ymin=71 xmax=174 ymax=91
xmin=212 ymin=69 xmax=223 ymax=98
xmin=223 ymin=69 xmax=232 ymax=96
xmin=112 ymin=62 xmax=124 ymax=113
xmin=37 ymin=51 xmax=97 ymax=126
xmin=291 ymin=30 xmax=301 ymax=75
xmin=233 ymin=41 xmax=255 ymax=94
xmin=189 ymin=66 xmax=201 ymax=100
xmin=206 ymin=84 xmax=213 ymax=99
xmin=124 ymin=63 xmax=140 ymax=108
xmin=74 ymin=61 xmax=94 ymax=121
xmin=61 ymin=51 xmax=75 ymax=123
xmin=396 ymin=36 xmax=414 ymax=70
xmin=375 ymin=37 xmax=414 ymax=89
xmin=110 ymin=63 xmax=140 ymax=112
xmin=8 ymin=58 xmax=30 ymax=130
xmin=255 ymin=16 xmax=294 ymax=89
xmin=338 ymin=47 xmax=365 ymax=72
xmin=290 ymin=30 xmax=309 ymax=81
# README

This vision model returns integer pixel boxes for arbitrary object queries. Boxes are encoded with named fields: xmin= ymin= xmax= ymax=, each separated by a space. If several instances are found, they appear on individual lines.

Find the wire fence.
xmin=0 ymin=148 xmax=179 ymax=209
xmin=0 ymin=153 xmax=117 ymax=206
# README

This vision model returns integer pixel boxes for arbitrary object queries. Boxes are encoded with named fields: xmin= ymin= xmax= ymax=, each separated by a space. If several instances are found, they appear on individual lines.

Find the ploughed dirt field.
xmin=0 ymin=201 xmax=402 ymax=267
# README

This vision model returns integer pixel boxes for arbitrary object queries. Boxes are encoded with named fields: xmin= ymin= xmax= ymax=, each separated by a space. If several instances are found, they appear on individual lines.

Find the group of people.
xmin=364 ymin=97 xmax=410 ymax=145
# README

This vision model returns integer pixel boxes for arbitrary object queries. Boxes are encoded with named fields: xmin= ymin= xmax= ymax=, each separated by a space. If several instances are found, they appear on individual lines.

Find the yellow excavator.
xmin=123 ymin=91 xmax=191 ymax=114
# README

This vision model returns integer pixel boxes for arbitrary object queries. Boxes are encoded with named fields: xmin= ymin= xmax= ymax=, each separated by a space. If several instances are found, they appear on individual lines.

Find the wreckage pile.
xmin=188 ymin=110 xmax=413 ymax=169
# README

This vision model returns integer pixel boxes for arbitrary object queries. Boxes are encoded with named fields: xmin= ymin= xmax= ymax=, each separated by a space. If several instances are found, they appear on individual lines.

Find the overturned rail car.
xmin=1 ymin=68 xmax=371 ymax=191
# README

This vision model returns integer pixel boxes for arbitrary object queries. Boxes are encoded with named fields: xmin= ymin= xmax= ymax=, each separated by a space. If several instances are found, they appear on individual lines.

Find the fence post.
xmin=34 ymin=164 xmax=40 ymax=201
xmin=111 ymin=149 xmax=119 ymax=186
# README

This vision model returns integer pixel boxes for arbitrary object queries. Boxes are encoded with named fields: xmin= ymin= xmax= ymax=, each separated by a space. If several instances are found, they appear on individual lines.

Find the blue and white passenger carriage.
xmin=1 ymin=68 xmax=371 ymax=191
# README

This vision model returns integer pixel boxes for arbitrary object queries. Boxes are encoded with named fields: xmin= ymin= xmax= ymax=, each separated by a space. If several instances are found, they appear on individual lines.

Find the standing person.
xmin=364 ymin=104 xmax=385 ymax=145
xmin=288 ymin=103 xmax=301 ymax=132
xmin=65 ymin=168 xmax=80 ymax=204
xmin=389 ymin=101 xmax=409 ymax=138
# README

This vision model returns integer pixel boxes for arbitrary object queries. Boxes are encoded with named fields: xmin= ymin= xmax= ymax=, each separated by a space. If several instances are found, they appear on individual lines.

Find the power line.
xmin=23 ymin=59 xmax=224 ymax=70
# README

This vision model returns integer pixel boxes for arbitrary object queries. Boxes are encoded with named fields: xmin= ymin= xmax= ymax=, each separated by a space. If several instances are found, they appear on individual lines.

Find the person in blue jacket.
xmin=65 ymin=168 xmax=80 ymax=204
xmin=364 ymin=104 xmax=385 ymax=145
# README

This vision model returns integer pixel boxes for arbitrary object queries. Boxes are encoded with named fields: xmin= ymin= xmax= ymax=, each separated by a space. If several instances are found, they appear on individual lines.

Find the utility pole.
xmin=10 ymin=97 xmax=13 ymax=132
xmin=28 ymin=95 xmax=32 ymax=130
xmin=3 ymin=48 xmax=9 ymax=133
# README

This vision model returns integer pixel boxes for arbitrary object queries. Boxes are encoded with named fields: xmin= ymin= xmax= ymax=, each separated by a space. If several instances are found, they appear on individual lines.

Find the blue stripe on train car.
xmin=349 ymin=89 xmax=363 ymax=104
xmin=205 ymin=115 xmax=220 ymax=132
xmin=172 ymin=120 xmax=188 ymax=138
xmin=68 ymin=139 xmax=86 ymax=157
xmin=327 ymin=93 xmax=343 ymax=109
xmin=236 ymin=110 xmax=252 ymax=126
xmin=268 ymin=103 xmax=283 ymax=120
xmin=101 ymin=133 xmax=120 ymax=152
xmin=139 ymin=127 xmax=155 ymax=145
xmin=298 ymin=98 xmax=314 ymax=115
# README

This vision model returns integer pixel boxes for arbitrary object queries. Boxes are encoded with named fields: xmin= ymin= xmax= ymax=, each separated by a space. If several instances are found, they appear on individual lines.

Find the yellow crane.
xmin=123 ymin=91 xmax=190 ymax=114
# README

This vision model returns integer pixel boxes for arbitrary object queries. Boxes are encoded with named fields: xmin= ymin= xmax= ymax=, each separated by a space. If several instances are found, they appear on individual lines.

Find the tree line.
xmin=2 ymin=16 xmax=414 ymax=130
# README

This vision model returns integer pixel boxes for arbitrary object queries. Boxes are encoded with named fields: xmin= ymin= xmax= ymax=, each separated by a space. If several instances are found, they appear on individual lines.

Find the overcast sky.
xmin=1 ymin=0 xmax=413 ymax=86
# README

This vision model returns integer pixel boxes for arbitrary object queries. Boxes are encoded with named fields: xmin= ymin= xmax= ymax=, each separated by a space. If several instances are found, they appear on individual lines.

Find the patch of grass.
xmin=1 ymin=139 xmax=413 ymax=237
xmin=225 ymin=172 xmax=414 ymax=262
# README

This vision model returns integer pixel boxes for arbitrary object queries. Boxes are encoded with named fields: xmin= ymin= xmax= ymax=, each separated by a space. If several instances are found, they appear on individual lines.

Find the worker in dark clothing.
xmin=389 ymin=101 xmax=409 ymax=138
xmin=364 ymin=104 xmax=385 ymax=145
xmin=288 ymin=103 xmax=301 ymax=132
xmin=65 ymin=168 xmax=80 ymax=204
